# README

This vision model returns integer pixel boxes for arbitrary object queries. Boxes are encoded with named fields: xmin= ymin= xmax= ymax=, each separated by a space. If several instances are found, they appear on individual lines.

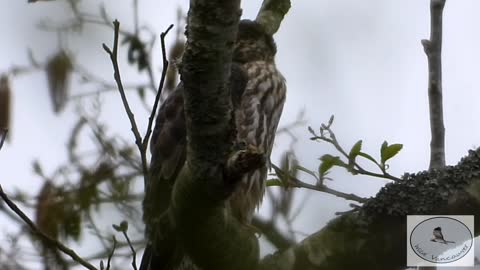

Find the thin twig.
xmin=103 ymin=21 xmax=173 ymax=187
xmin=68 ymin=240 xmax=143 ymax=266
xmin=143 ymin=24 xmax=174 ymax=152
xmin=122 ymin=231 xmax=138 ymax=270
xmin=352 ymin=166 xmax=400 ymax=182
xmin=292 ymin=179 xmax=368 ymax=203
xmin=0 ymin=129 xmax=7 ymax=151
xmin=85 ymin=212 xmax=110 ymax=250
xmin=103 ymin=20 xmax=148 ymax=181
xmin=0 ymin=200 xmax=26 ymax=225
xmin=105 ymin=237 xmax=116 ymax=270
xmin=311 ymin=123 xmax=401 ymax=182
xmin=0 ymin=185 xmax=98 ymax=270
xmin=335 ymin=207 xmax=359 ymax=216
xmin=270 ymin=164 xmax=368 ymax=203
xmin=133 ymin=0 xmax=139 ymax=35
xmin=69 ymin=85 xmax=149 ymax=100
xmin=422 ymin=0 xmax=446 ymax=169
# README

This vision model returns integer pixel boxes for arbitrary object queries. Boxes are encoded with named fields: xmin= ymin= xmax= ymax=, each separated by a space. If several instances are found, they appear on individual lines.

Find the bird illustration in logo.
xmin=431 ymin=227 xmax=455 ymax=244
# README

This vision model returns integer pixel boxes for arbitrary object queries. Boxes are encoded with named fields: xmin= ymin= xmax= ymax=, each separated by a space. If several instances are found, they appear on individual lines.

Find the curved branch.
xmin=0 ymin=185 xmax=98 ymax=270
xmin=103 ymin=21 xmax=148 ymax=183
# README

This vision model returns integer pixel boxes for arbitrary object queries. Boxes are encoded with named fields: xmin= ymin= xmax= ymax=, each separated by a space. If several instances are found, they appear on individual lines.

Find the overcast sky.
xmin=1 ymin=0 xmax=480 ymax=269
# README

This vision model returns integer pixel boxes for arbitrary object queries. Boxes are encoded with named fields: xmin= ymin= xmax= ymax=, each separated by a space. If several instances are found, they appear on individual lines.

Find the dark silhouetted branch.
xmin=252 ymin=216 xmax=294 ymax=250
xmin=0 ymin=129 xmax=7 ymax=151
xmin=103 ymin=20 xmax=147 ymax=180
xmin=103 ymin=21 xmax=172 ymax=186
xmin=0 ymin=185 xmax=98 ymax=270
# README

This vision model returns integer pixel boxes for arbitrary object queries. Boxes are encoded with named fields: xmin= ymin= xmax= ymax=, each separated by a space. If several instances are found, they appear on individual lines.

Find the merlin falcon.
xmin=141 ymin=19 xmax=287 ymax=270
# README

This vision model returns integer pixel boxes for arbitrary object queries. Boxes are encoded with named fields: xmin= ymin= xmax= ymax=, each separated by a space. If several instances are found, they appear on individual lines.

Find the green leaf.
xmin=266 ymin=179 xmax=284 ymax=187
xmin=294 ymin=165 xmax=318 ymax=180
xmin=348 ymin=140 xmax=363 ymax=162
xmin=381 ymin=141 xmax=403 ymax=164
xmin=347 ymin=140 xmax=362 ymax=172
xmin=319 ymin=154 xmax=343 ymax=175
xmin=358 ymin=152 xmax=377 ymax=164
xmin=380 ymin=141 xmax=388 ymax=164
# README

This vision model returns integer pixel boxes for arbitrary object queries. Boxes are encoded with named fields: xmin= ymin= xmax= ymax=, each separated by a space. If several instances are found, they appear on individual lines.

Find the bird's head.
xmin=233 ymin=20 xmax=277 ymax=63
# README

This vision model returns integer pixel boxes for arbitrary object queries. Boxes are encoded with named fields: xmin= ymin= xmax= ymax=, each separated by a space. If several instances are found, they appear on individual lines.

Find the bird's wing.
xmin=145 ymin=84 xmax=187 ymax=227
xmin=141 ymin=64 xmax=248 ymax=270
xmin=141 ymin=84 xmax=187 ymax=270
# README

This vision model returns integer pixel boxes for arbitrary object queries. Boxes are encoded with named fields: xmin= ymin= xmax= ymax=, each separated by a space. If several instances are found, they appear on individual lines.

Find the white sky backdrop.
xmin=1 ymin=0 xmax=480 ymax=269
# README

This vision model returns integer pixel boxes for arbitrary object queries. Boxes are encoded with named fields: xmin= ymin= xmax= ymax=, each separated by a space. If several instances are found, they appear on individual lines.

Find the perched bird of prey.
xmin=141 ymin=19 xmax=286 ymax=270
xmin=431 ymin=227 xmax=455 ymax=244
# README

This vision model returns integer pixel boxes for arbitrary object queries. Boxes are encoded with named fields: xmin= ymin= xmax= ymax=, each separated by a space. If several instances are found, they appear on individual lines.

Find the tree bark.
xmin=167 ymin=0 xmax=292 ymax=269
xmin=422 ymin=0 xmax=446 ymax=169
xmin=170 ymin=1 xmax=259 ymax=270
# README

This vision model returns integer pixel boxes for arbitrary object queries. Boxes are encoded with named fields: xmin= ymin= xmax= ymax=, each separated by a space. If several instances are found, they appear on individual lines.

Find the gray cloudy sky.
xmin=1 ymin=0 xmax=480 ymax=268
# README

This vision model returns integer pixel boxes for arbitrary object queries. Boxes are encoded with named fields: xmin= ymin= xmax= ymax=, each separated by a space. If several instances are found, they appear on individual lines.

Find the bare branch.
xmin=103 ymin=20 xmax=173 ymax=189
xmin=270 ymin=164 xmax=368 ymax=204
xmin=133 ymin=0 xmax=139 ymax=35
xmin=121 ymin=230 xmax=138 ymax=270
xmin=0 ymin=185 xmax=98 ymax=270
xmin=103 ymin=20 xmax=148 ymax=181
xmin=143 ymin=24 xmax=174 ymax=152
xmin=0 ymin=129 xmax=7 ymax=151
xmin=68 ymin=239 xmax=144 ymax=267
xmin=422 ymin=0 xmax=446 ymax=169
xmin=105 ymin=237 xmax=116 ymax=270
xmin=252 ymin=216 xmax=294 ymax=250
